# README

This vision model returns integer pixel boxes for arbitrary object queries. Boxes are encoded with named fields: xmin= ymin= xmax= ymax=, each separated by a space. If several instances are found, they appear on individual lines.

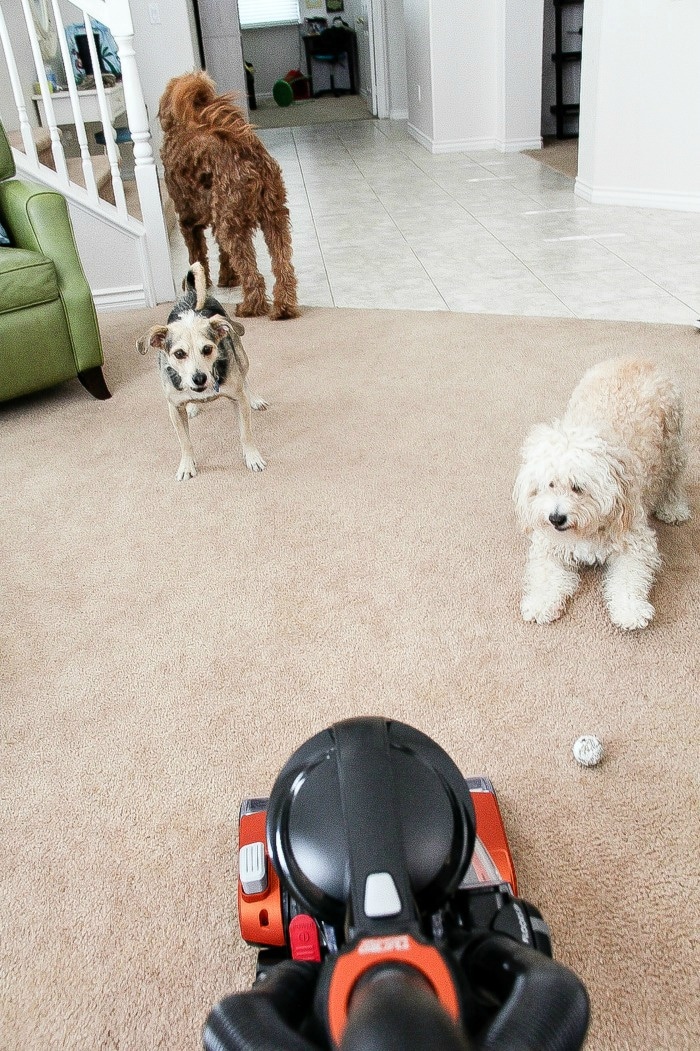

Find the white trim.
xmin=370 ymin=0 xmax=389 ymax=120
xmin=93 ymin=284 xmax=148 ymax=310
xmin=575 ymin=178 xmax=700 ymax=213
xmin=389 ymin=108 xmax=408 ymax=122
xmin=408 ymin=126 xmax=543 ymax=156
xmin=496 ymin=137 xmax=543 ymax=153
xmin=407 ymin=125 xmax=495 ymax=154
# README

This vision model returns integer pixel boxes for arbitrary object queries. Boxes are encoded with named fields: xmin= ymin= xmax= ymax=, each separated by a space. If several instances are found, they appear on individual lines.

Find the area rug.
xmin=251 ymin=93 xmax=372 ymax=129
xmin=1 ymin=307 xmax=698 ymax=1050
xmin=526 ymin=137 xmax=579 ymax=179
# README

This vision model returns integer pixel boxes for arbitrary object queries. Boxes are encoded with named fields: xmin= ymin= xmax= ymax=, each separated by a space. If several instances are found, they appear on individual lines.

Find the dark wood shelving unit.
xmin=550 ymin=0 xmax=584 ymax=139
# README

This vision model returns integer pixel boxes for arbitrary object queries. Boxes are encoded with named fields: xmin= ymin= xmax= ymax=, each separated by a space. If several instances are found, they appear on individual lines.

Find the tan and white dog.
xmin=138 ymin=263 xmax=267 ymax=480
xmin=513 ymin=357 xmax=690 ymax=630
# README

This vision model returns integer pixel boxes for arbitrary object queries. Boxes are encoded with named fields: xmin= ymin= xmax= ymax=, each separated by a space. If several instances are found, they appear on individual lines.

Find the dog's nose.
xmin=549 ymin=511 xmax=568 ymax=529
xmin=192 ymin=371 xmax=207 ymax=389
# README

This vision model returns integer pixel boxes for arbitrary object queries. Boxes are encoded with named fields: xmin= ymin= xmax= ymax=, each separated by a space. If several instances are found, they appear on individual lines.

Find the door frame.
xmin=370 ymin=0 xmax=389 ymax=119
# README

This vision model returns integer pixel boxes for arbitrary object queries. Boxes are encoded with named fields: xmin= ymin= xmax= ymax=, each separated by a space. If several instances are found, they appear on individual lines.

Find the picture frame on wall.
xmin=326 ymin=0 xmax=344 ymax=11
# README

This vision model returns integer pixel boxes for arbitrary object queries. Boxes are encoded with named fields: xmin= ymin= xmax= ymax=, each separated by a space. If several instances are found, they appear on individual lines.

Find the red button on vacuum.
xmin=289 ymin=913 xmax=322 ymax=962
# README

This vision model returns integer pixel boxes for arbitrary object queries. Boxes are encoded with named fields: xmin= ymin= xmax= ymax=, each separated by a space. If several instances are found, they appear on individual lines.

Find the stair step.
xmin=8 ymin=126 xmax=55 ymax=168
xmin=65 ymin=155 xmax=115 ymax=205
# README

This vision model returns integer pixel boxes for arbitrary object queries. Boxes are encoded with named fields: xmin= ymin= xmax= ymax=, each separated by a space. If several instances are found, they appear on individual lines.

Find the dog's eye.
xmin=201 ymin=344 xmax=215 ymax=356
xmin=173 ymin=350 xmax=187 ymax=360
xmin=571 ymin=483 xmax=583 ymax=494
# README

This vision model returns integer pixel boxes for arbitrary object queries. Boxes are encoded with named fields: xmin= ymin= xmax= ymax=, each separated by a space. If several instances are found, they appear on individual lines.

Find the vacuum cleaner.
xmin=203 ymin=716 xmax=590 ymax=1050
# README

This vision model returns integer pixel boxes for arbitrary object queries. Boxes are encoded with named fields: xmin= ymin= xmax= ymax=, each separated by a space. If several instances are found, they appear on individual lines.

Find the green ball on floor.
xmin=273 ymin=79 xmax=294 ymax=107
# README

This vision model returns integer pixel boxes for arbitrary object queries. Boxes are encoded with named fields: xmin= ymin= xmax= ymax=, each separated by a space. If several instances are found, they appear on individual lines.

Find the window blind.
xmin=238 ymin=0 xmax=300 ymax=29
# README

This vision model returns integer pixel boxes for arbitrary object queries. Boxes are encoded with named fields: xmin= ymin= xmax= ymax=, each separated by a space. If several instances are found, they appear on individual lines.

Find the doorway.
xmin=191 ymin=0 xmax=388 ymax=130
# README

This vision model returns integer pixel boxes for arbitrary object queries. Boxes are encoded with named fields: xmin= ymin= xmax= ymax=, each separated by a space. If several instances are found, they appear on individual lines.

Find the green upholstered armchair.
xmin=0 ymin=119 xmax=110 ymax=402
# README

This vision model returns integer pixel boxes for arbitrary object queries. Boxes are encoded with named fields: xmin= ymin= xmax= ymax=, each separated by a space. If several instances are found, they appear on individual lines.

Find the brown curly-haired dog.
xmin=158 ymin=71 xmax=299 ymax=320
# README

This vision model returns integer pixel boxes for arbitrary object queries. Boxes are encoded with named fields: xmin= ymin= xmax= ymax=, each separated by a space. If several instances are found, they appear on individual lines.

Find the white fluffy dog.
xmin=513 ymin=357 xmax=690 ymax=630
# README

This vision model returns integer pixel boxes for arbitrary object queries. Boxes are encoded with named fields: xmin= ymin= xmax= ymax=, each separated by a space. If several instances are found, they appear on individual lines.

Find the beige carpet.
xmin=1 ymin=307 xmax=699 ymax=1050
xmin=526 ymin=138 xmax=579 ymax=179
xmin=252 ymin=93 xmax=372 ymax=129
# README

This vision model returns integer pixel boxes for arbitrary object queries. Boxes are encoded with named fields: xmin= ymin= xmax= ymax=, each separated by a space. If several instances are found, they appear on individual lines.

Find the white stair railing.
xmin=82 ymin=7 xmax=127 ymax=217
xmin=0 ymin=0 xmax=174 ymax=304
xmin=0 ymin=4 xmax=38 ymax=163
xmin=49 ymin=0 xmax=99 ymax=201
xmin=19 ymin=0 xmax=69 ymax=180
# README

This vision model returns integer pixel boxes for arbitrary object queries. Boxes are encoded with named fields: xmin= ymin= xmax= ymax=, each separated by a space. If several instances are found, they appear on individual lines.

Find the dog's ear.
xmin=208 ymin=314 xmax=245 ymax=340
xmin=512 ymin=464 xmax=535 ymax=533
xmin=606 ymin=450 xmax=637 ymax=538
xmin=512 ymin=424 xmax=554 ymax=533
xmin=137 ymin=325 xmax=169 ymax=355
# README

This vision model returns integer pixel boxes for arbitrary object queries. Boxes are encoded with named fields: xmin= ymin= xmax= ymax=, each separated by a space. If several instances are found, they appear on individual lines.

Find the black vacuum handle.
xmin=338 ymin=963 xmax=469 ymax=1051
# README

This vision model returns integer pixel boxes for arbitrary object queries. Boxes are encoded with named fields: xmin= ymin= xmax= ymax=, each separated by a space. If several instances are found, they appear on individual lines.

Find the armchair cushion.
xmin=0 ymin=248 xmax=59 ymax=313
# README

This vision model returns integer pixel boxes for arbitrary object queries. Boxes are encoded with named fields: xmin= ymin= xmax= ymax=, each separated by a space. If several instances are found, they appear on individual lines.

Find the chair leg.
xmin=78 ymin=366 xmax=112 ymax=400
xmin=331 ymin=73 xmax=338 ymax=98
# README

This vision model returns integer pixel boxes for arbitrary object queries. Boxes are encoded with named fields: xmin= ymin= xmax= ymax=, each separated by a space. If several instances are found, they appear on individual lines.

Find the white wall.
xmin=196 ymin=0 xmax=248 ymax=108
xmin=404 ymin=0 xmax=541 ymax=154
xmin=384 ymin=0 xmax=407 ymax=119
xmin=577 ymin=0 xmax=700 ymax=210
xmin=497 ymin=0 xmax=543 ymax=149
xmin=402 ymin=0 xmax=434 ymax=144
xmin=117 ymin=0 xmax=200 ymax=160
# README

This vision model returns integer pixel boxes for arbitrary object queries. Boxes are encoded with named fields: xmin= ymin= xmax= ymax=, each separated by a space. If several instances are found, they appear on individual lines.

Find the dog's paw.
xmin=608 ymin=598 xmax=654 ymax=631
xmin=520 ymin=595 xmax=564 ymax=624
xmin=250 ymin=396 xmax=268 ymax=411
xmin=269 ymin=303 xmax=300 ymax=321
xmin=244 ymin=448 xmax=266 ymax=472
xmin=654 ymin=501 xmax=691 ymax=525
xmin=176 ymin=458 xmax=197 ymax=481
xmin=235 ymin=300 xmax=270 ymax=318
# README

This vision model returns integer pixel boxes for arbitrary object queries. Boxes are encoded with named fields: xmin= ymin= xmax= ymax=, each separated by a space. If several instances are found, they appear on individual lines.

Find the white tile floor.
xmin=169 ymin=118 xmax=700 ymax=325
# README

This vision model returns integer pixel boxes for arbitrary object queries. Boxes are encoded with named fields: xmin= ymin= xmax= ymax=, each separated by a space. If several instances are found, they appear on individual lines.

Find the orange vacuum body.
xmin=238 ymin=776 xmax=517 ymax=952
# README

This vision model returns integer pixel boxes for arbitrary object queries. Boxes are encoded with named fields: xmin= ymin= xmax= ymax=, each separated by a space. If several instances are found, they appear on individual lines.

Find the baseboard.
xmin=389 ymin=108 xmax=408 ymax=122
xmin=496 ymin=136 xmax=543 ymax=153
xmin=407 ymin=124 xmax=493 ymax=154
xmin=407 ymin=124 xmax=541 ymax=155
xmin=93 ymin=285 xmax=149 ymax=311
xmin=575 ymin=178 xmax=700 ymax=213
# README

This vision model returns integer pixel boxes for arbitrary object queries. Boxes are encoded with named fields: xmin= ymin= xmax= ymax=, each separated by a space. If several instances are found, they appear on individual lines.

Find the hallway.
xmin=169 ymin=119 xmax=700 ymax=324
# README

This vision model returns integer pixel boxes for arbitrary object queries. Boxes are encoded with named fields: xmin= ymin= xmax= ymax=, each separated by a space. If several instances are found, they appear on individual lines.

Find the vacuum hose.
xmin=202 ymin=934 xmax=589 ymax=1051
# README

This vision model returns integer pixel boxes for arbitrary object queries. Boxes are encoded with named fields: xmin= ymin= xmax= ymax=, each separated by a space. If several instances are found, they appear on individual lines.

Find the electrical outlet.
xmin=148 ymin=3 xmax=161 ymax=24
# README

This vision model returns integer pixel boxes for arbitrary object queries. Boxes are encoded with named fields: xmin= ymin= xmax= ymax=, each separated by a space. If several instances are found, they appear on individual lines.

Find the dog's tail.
xmin=184 ymin=262 xmax=208 ymax=311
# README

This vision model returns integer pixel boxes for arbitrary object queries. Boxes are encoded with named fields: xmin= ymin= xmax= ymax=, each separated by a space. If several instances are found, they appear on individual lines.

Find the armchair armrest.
xmin=0 ymin=179 xmax=103 ymax=373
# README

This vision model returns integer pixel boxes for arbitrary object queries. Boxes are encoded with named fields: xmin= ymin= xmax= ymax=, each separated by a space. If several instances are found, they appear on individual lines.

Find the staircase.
xmin=0 ymin=0 xmax=175 ymax=308
xmin=8 ymin=125 xmax=115 ymax=203
xmin=7 ymin=124 xmax=177 ymax=228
